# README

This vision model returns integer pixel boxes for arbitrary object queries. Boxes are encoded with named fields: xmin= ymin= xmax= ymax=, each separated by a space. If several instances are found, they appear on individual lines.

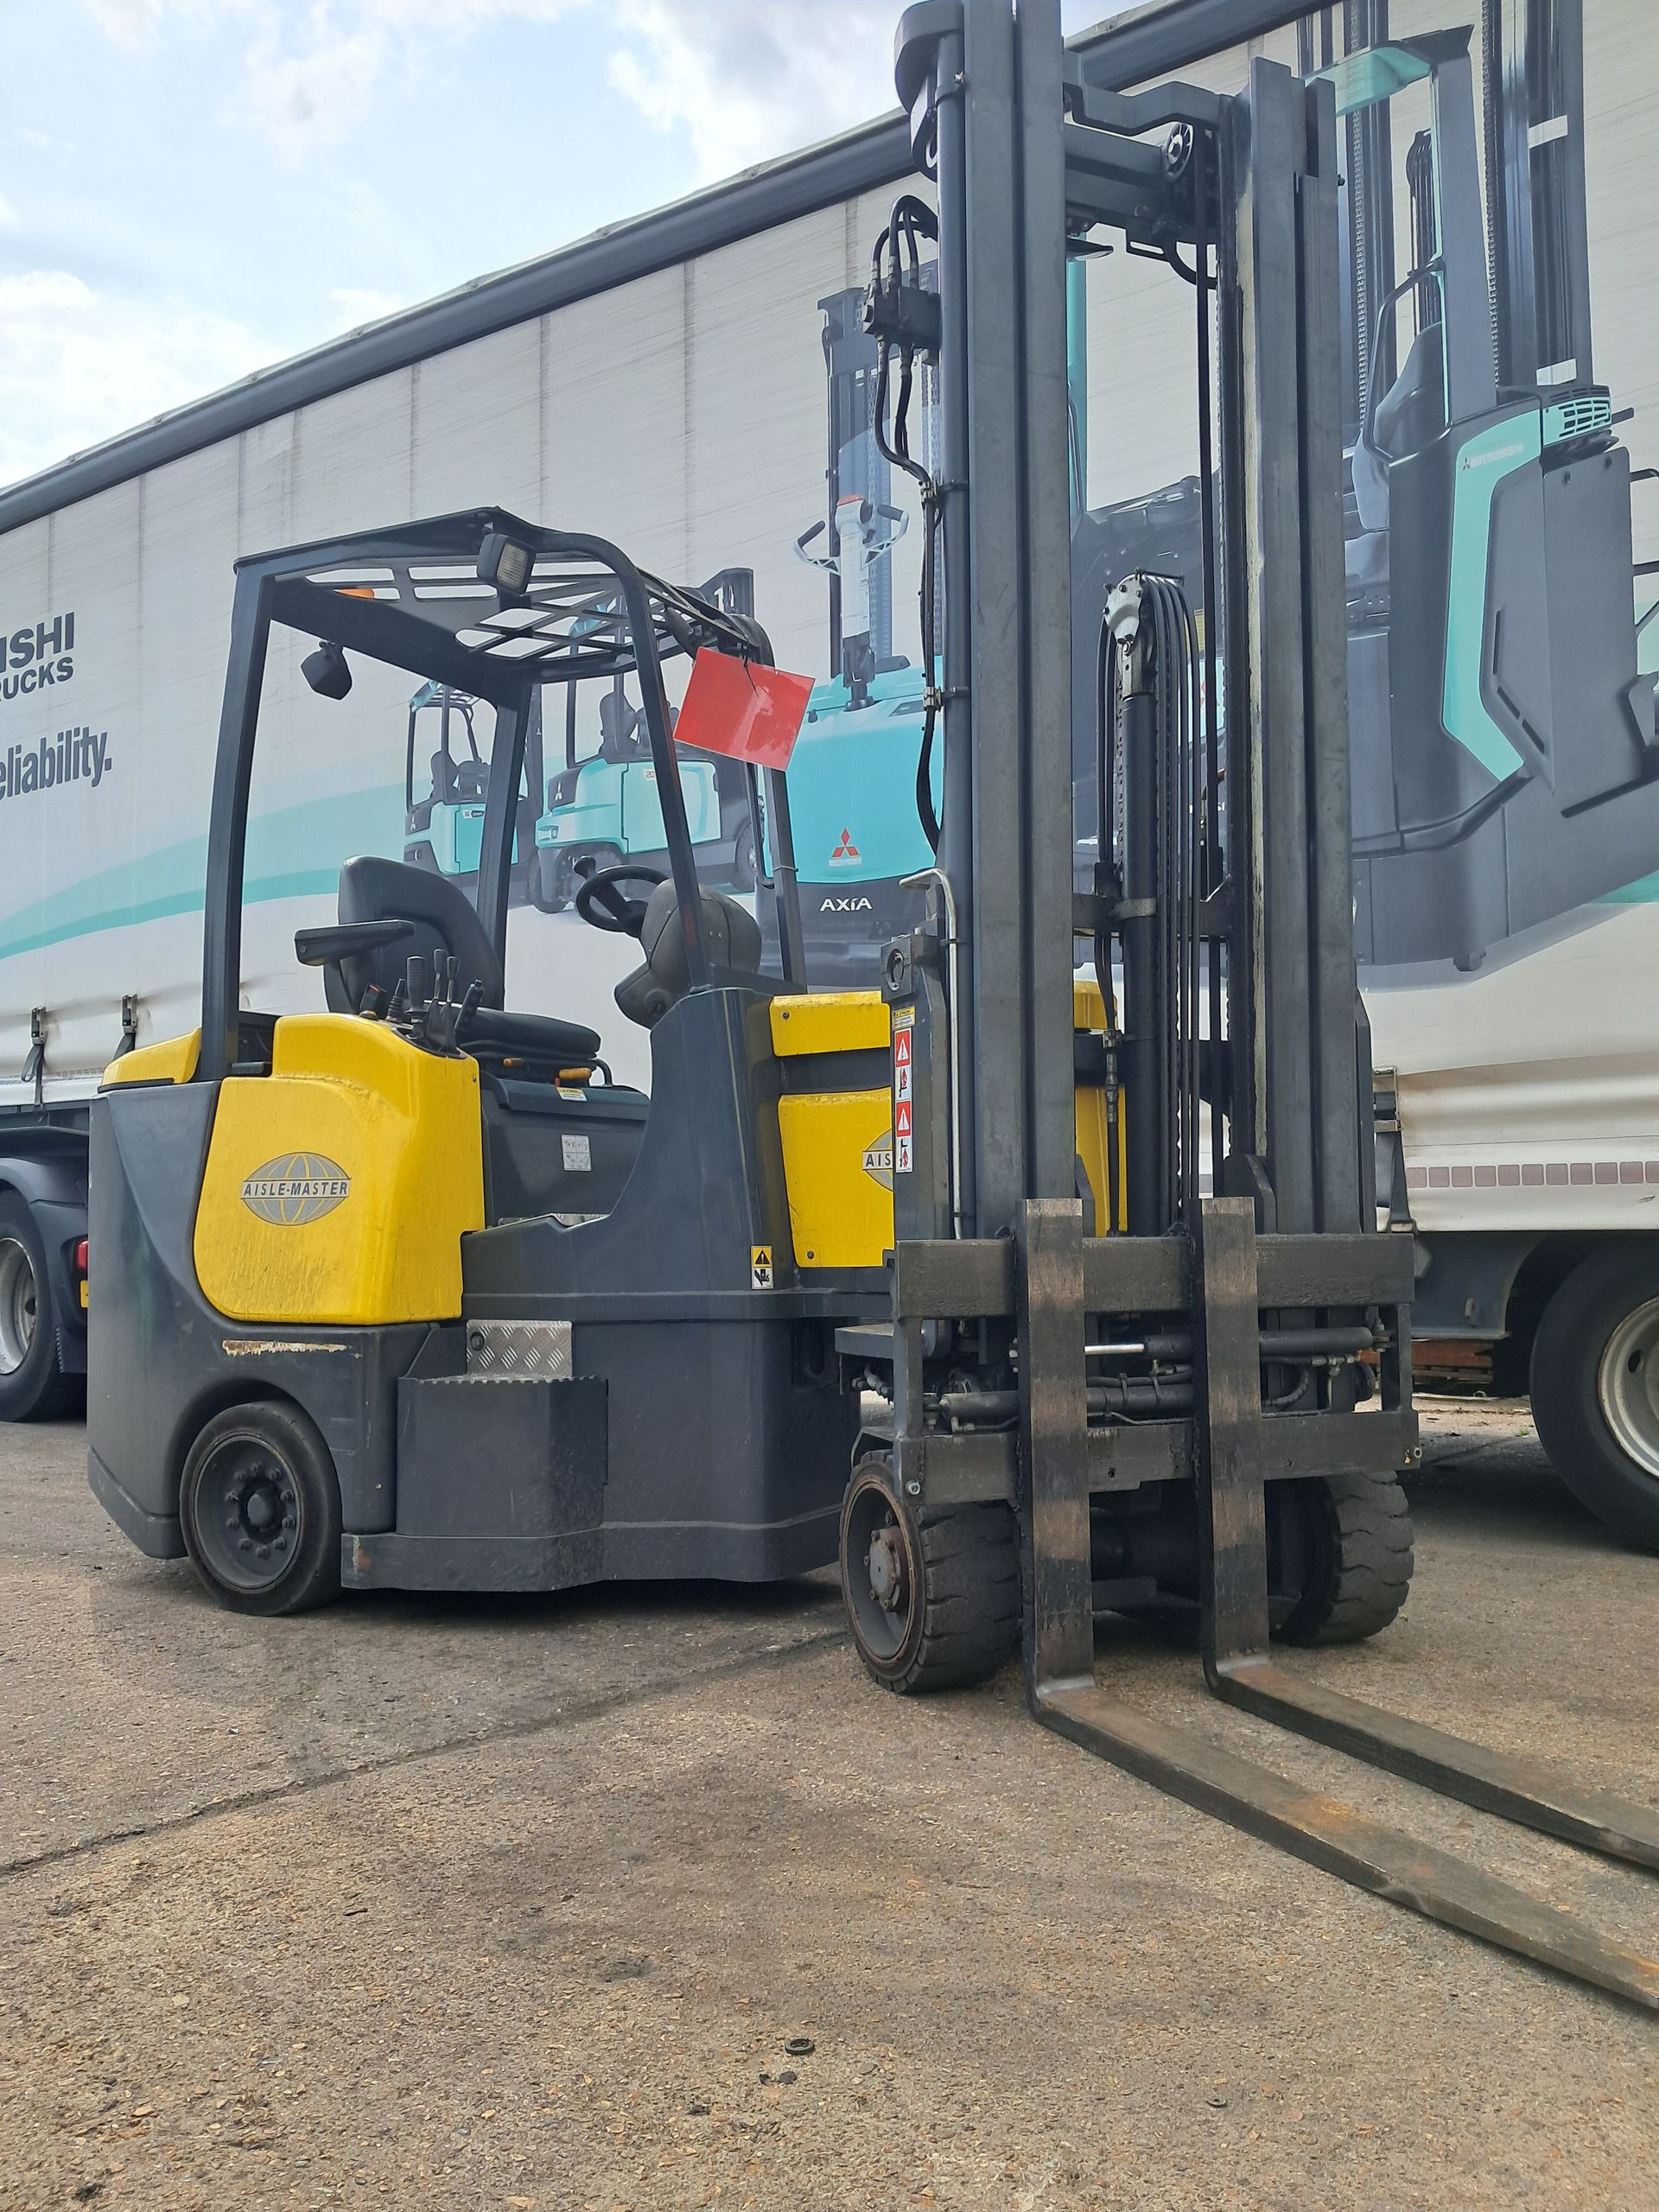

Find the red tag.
xmin=673 ymin=649 xmax=812 ymax=772
xmin=895 ymin=1099 xmax=912 ymax=1136
xmin=894 ymin=1032 xmax=912 ymax=1066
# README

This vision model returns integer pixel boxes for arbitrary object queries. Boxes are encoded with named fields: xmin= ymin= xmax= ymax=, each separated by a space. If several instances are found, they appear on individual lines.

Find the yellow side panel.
xmin=1074 ymin=1083 xmax=1128 ymax=1234
xmin=102 ymin=1030 xmax=200 ymax=1088
xmin=1072 ymin=975 xmax=1112 ymax=1033
xmin=770 ymin=991 xmax=890 ymax=1057
xmin=1072 ymin=971 xmax=1125 ymax=1231
xmin=194 ymin=1015 xmax=484 ymax=1325
xmin=778 ymin=1090 xmax=894 ymax=1268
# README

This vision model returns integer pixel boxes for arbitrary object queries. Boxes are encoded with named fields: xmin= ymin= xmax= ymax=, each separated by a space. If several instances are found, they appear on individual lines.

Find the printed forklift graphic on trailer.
xmin=781 ymin=3 xmax=1659 ymax=982
xmin=86 ymin=0 xmax=1659 ymax=2011
xmin=1329 ymin=19 xmax=1659 ymax=969
xmin=404 ymin=680 xmax=539 ymax=906
xmin=530 ymin=564 xmax=761 ymax=912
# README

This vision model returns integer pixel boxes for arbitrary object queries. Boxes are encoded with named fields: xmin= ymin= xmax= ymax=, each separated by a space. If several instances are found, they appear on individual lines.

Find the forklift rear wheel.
xmin=179 ymin=1401 xmax=342 ymax=1616
xmin=839 ymin=1457 xmax=1019 ymax=1693
xmin=1273 ymin=1468 xmax=1414 ymax=1647
xmin=0 ymin=1192 xmax=82 ymax=1422
xmin=1530 ymin=1245 xmax=1659 ymax=1552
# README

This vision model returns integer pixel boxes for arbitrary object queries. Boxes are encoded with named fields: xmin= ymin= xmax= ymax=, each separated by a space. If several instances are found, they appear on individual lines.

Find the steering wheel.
xmin=573 ymin=862 xmax=667 ymax=938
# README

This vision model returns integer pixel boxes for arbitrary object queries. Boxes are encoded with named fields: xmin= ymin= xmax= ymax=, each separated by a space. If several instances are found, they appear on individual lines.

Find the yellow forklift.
xmin=88 ymin=0 xmax=1656 ymax=2009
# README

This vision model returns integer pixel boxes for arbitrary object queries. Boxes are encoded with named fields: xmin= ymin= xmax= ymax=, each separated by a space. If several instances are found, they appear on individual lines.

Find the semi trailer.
xmin=1 ymin=0 xmax=1657 ymax=1564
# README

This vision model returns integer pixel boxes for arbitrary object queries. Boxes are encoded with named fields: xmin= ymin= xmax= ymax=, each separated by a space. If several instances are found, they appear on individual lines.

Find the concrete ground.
xmin=1 ymin=1402 xmax=1655 ymax=2212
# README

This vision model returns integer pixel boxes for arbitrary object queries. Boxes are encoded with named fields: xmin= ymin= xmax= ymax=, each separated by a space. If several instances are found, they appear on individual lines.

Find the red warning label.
xmin=895 ymin=1098 xmax=912 ymax=1136
xmin=893 ymin=1030 xmax=912 ymax=1066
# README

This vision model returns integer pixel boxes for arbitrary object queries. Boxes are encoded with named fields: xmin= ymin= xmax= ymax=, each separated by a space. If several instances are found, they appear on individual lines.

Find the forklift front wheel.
xmin=179 ymin=1400 xmax=343 ymax=1617
xmin=531 ymin=850 xmax=569 ymax=914
xmin=838 ymin=1457 xmax=1019 ymax=1694
xmin=1272 ymin=1467 xmax=1414 ymax=1647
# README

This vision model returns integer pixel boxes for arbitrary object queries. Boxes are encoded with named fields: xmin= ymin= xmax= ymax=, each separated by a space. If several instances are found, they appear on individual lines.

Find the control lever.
xmin=405 ymin=954 xmax=429 ymax=1010
xmin=358 ymin=982 xmax=390 ymax=1020
xmin=454 ymin=980 xmax=483 ymax=1044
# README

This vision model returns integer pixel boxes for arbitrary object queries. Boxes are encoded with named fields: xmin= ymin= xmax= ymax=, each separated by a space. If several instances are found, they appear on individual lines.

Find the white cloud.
xmin=0 ymin=194 xmax=18 ymax=230
xmin=0 ymin=269 xmax=275 ymax=489
xmin=77 ymin=0 xmax=580 ymax=160
xmin=607 ymin=1 xmax=902 ymax=180
xmin=76 ymin=0 xmax=176 ymax=44
xmin=606 ymin=0 xmax=1116 ymax=181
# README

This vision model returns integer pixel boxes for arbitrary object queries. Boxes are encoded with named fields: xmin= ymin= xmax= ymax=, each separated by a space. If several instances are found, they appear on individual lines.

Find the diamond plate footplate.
xmin=465 ymin=1319 xmax=574 ymax=1380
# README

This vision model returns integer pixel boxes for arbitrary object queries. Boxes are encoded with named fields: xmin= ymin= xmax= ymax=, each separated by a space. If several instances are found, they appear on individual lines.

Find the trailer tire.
xmin=1530 ymin=1245 xmax=1659 ymax=1553
xmin=1274 ymin=1468 xmax=1414 ymax=1647
xmin=179 ymin=1400 xmax=342 ymax=1616
xmin=839 ymin=1457 xmax=1020 ymax=1693
xmin=0 ymin=1192 xmax=82 ymax=1422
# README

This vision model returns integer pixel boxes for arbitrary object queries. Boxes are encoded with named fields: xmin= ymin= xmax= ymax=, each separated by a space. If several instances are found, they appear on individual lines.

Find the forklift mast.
xmin=862 ymin=0 xmax=1659 ymax=2011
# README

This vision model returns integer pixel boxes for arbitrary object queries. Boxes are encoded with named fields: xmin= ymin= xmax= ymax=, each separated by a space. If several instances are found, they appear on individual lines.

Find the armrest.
xmin=294 ymin=918 xmax=415 ymax=968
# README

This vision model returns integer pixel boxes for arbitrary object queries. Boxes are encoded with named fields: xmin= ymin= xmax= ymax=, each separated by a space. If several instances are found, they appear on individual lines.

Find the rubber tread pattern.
xmin=1276 ymin=1468 xmax=1414 ymax=1647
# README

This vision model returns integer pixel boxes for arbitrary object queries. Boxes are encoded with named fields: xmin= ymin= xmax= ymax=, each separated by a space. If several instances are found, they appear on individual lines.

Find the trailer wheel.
xmin=839 ymin=1456 xmax=1020 ymax=1693
xmin=0 ymin=1192 xmax=81 ymax=1422
xmin=1274 ymin=1468 xmax=1414 ymax=1647
xmin=179 ymin=1400 xmax=342 ymax=1616
xmin=1530 ymin=1245 xmax=1659 ymax=1553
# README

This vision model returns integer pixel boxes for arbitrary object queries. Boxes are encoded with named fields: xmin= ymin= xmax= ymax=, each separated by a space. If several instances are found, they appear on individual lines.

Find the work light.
xmin=478 ymin=531 xmax=534 ymax=600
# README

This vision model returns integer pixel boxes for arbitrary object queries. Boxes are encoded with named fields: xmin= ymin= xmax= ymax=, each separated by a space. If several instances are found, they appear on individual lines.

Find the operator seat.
xmin=613 ymin=880 xmax=768 ymax=1028
xmin=326 ymin=855 xmax=603 ymax=1071
xmin=597 ymin=689 xmax=650 ymax=762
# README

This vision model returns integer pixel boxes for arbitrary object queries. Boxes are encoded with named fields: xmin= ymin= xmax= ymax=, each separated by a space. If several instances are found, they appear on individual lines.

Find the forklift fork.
xmin=1022 ymin=1195 xmax=1659 ymax=2012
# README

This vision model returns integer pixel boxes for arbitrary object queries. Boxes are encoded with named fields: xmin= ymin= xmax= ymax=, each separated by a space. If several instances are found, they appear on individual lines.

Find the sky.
xmin=0 ymin=0 xmax=1109 ymax=493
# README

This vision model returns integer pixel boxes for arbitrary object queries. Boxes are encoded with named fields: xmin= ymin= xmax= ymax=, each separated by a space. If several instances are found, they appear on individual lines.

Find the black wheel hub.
xmin=194 ymin=1440 xmax=302 ymax=1592
xmin=867 ymin=1525 xmax=909 ymax=1614
xmin=840 ymin=1466 xmax=921 ymax=1669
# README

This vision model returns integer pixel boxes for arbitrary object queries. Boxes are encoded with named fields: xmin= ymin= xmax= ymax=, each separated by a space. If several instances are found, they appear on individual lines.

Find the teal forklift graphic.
xmin=778 ymin=0 xmax=1658 ymax=982
xmin=528 ymin=565 xmax=761 ymax=913
xmin=529 ymin=671 xmax=758 ymax=913
xmin=1319 ymin=10 xmax=1659 ymax=969
xmin=404 ymin=680 xmax=540 ymax=906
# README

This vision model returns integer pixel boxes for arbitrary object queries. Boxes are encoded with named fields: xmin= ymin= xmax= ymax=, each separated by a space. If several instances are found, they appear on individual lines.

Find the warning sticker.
xmin=892 ymin=1007 xmax=915 ymax=1175
xmin=751 ymin=1245 xmax=774 ymax=1289
xmin=561 ymin=1133 xmax=592 ymax=1173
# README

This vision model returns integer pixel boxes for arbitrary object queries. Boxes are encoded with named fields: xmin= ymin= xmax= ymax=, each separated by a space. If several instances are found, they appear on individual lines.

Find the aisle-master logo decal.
xmin=241 ymin=1154 xmax=353 ymax=1225
xmin=1 ymin=609 xmax=75 ymax=701
xmin=0 ymin=725 xmax=113 ymax=804
xmin=861 ymin=1128 xmax=893 ymax=1190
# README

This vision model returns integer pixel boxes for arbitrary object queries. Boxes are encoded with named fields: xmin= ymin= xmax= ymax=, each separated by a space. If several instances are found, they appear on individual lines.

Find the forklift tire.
xmin=1274 ymin=1468 xmax=1414 ymax=1647
xmin=0 ymin=1192 xmax=82 ymax=1422
xmin=839 ymin=1456 xmax=1020 ymax=1693
xmin=531 ymin=851 xmax=569 ymax=914
xmin=1529 ymin=1245 xmax=1659 ymax=1553
xmin=179 ymin=1400 xmax=342 ymax=1617
xmin=730 ymin=819 xmax=757 ymax=893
